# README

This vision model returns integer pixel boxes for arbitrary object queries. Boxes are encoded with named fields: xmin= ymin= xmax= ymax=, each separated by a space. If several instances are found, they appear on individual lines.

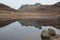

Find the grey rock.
xmin=48 ymin=28 xmax=56 ymax=36
xmin=41 ymin=28 xmax=56 ymax=40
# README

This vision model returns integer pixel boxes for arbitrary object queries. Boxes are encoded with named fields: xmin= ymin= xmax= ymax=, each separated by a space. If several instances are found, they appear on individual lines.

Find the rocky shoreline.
xmin=41 ymin=28 xmax=60 ymax=40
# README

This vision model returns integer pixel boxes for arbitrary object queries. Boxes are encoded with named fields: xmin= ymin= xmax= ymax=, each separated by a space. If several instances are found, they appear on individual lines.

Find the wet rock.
xmin=41 ymin=30 xmax=50 ymax=37
xmin=41 ymin=28 xmax=56 ymax=40
xmin=48 ymin=28 xmax=56 ymax=36
xmin=41 ymin=30 xmax=51 ymax=40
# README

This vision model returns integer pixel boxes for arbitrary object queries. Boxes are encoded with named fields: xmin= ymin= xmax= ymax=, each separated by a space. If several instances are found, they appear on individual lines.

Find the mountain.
xmin=53 ymin=2 xmax=60 ymax=7
xmin=18 ymin=2 xmax=60 ymax=12
xmin=18 ymin=3 xmax=42 ymax=12
xmin=0 ymin=3 xmax=17 ymax=11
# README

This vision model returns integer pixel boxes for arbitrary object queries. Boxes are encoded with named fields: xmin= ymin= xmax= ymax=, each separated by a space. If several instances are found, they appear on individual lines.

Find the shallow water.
xmin=0 ymin=21 xmax=60 ymax=40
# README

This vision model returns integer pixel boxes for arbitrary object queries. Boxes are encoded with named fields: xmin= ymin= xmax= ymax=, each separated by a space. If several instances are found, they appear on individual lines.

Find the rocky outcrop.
xmin=18 ymin=3 xmax=42 ymax=12
xmin=18 ymin=2 xmax=60 ymax=12
xmin=41 ymin=28 xmax=60 ymax=40
xmin=48 ymin=28 xmax=56 ymax=36
xmin=41 ymin=28 xmax=56 ymax=40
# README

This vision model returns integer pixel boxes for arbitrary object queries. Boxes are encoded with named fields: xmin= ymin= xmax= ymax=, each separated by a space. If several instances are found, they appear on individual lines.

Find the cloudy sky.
xmin=0 ymin=0 xmax=60 ymax=9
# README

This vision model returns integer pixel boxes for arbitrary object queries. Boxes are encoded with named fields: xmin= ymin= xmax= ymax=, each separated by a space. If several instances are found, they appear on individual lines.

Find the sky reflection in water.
xmin=0 ymin=21 xmax=60 ymax=40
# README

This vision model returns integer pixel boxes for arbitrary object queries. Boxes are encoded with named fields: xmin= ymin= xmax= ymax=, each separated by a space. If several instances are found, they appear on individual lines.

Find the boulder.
xmin=48 ymin=28 xmax=56 ymax=36
xmin=41 ymin=28 xmax=56 ymax=40
xmin=41 ymin=30 xmax=51 ymax=40
xmin=41 ymin=30 xmax=50 ymax=37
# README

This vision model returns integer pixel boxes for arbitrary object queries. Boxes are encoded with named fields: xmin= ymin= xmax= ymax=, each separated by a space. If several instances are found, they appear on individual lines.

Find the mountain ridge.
xmin=0 ymin=3 xmax=17 ymax=11
xmin=18 ymin=2 xmax=60 ymax=12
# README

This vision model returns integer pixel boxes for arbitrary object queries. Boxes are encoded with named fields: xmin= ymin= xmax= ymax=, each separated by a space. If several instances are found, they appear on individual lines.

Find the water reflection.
xmin=0 ymin=21 xmax=60 ymax=40
xmin=0 ymin=20 xmax=16 ymax=27
xmin=0 ymin=21 xmax=41 ymax=40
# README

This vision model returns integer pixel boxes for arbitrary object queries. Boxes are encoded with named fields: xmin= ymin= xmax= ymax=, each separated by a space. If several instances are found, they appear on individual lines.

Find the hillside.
xmin=0 ymin=3 xmax=17 ymax=11
xmin=53 ymin=2 xmax=60 ymax=7
xmin=18 ymin=3 xmax=42 ymax=12
xmin=18 ymin=2 xmax=60 ymax=13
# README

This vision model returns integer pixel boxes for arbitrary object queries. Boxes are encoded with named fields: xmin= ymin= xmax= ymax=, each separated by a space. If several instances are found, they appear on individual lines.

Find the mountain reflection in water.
xmin=0 ymin=21 xmax=60 ymax=40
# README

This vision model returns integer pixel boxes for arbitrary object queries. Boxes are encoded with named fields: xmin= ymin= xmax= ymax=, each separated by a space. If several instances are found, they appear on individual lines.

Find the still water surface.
xmin=0 ymin=21 xmax=60 ymax=40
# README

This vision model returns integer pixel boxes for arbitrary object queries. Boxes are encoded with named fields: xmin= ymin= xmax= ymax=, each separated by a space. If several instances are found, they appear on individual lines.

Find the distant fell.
xmin=0 ymin=3 xmax=17 ymax=11
xmin=18 ymin=2 xmax=60 ymax=12
xmin=18 ymin=3 xmax=42 ymax=12
xmin=53 ymin=2 xmax=60 ymax=7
